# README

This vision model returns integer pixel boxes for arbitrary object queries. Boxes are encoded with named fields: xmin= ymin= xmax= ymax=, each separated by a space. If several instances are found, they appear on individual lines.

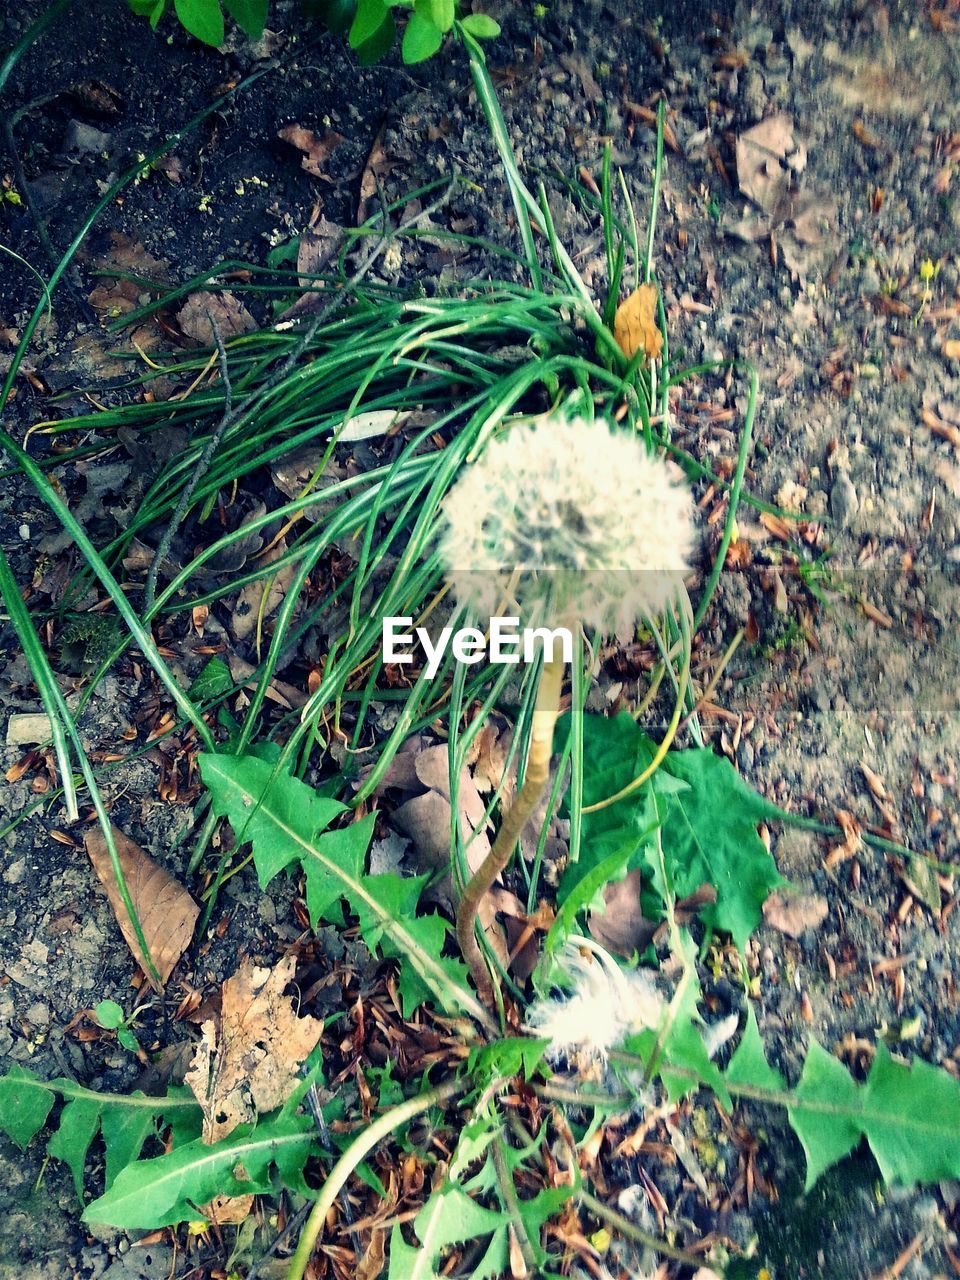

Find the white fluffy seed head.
xmin=525 ymin=941 xmax=665 ymax=1068
xmin=438 ymin=415 xmax=696 ymax=631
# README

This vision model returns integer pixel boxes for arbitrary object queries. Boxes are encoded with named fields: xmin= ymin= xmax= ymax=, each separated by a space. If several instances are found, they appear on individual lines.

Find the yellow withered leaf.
xmin=613 ymin=283 xmax=663 ymax=362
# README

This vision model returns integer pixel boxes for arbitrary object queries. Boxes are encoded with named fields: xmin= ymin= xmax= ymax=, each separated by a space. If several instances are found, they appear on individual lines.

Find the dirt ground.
xmin=2 ymin=0 xmax=960 ymax=1277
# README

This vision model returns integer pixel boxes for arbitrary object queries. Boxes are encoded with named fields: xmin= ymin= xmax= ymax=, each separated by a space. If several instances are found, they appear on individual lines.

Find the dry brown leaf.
xmin=588 ymin=869 xmax=657 ymax=957
xmin=185 ymin=955 xmax=323 ymax=1143
xmin=198 ymin=1193 xmax=254 ymax=1225
xmin=762 ymin=889 xmax=829 ymax=937
xmin=736 ymin=113 xmax=796 ymax=214
xmin=85 ymin=824 xmax=199 ymax=992
xmin=613 ymin=284 xmax=663 ymax=362
xmin=278 ymin=124 xmax=346 ymax=180
xmin=358 ymin=128 xmax=394 ymax=222
xmin=231 ymin=541 xmax=298 ymax=643
xmin=559 ymin=52 xmax=601 ymax=101
xmin=356 ymin=1228 xmax=387 ymax=1280
xmin=177 ymin=291 xmax=256 ymax=345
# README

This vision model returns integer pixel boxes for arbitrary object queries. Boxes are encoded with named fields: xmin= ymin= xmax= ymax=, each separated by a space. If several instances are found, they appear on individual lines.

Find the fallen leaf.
xmin=198 ymin=1193 xmax=254 ymax=1225
xmin=185 ymin=955 xmax=323 ymax=1142
xmin=231 ymin=540 xmax=298 ymax=643
xmin=278 ymin=124 xmax=346 ymax=180
xmin=736 ymin=113 xmax=796 ymax=214
xmin=358 ymin=128 xmax=394 ymax=222
xmin=588 ymin=868 xmax=656 ymax=956
xmin=762 ymin=889 xmax=829 ymax=937
xmin=902 ymin=855 xmax=941 ymax=915
xmin=613 ymin=284 xmax=663 ymax=362
xmin=177 ymin=291 xmax=256 ymax=344
xmin=559 ymin=52 xmax=601 ymax=101
xmin=356 ymin=1228 xmax=387 ymax=1280
xmin=85 ymin=824 xmax=199 ymax=991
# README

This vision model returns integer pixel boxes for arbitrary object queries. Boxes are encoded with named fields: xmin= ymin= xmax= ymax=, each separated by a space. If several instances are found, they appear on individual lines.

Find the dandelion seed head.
xmin=439 ymin=416 xmax=695 ymax=631
xmin=525 ymin=941 xmax=664 ymax=1068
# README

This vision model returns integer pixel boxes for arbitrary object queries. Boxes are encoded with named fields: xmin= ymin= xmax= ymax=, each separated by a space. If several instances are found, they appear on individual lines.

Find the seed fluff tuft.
xmin=438 ymin=415 xmax=696 ymax=632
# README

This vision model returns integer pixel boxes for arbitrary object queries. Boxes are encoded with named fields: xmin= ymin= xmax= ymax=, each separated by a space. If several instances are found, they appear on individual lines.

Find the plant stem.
xmin=456 ymin=655 xmax=565 ymax=1006
xmin=492 ymin=1136 xmax=538 ymax=1272
xmin=579 ymin=1188 xmax=711 ymax=1269
xmin=285 ymin=1076 xmax=467 ymax=1280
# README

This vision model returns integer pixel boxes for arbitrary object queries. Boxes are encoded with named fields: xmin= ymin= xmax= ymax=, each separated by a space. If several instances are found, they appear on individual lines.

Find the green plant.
xmin=127 ymin=0 xmax=501 ymax=62
xmin=93 ymin=999 xmax=149 ymax=1054
xmin=5 ymin=21 xmax=958 ymax=1279
xmin=128 ymin=0 xmax=268 ymax=45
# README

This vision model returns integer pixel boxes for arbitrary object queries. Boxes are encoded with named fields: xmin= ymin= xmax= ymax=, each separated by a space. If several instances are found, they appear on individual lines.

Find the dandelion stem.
xmin=456 ymin=654 xmax=565 ymax=1006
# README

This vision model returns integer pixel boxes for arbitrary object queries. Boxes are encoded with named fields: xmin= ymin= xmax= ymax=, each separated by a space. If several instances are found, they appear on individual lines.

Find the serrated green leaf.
xmin=568 ymin=715 xmax=783 ymax=950
xmin=48 ymin=1098 xmax=103 ymax=1199
xmin=0 ymin=1067 xmax=57 ymax=1148
xmin=222 ymin=0 xmax=267 ymax=37
xmin=84 ymin=1110 xmax=315 ymax=1227
xmin=412 ymin=1186 xmax=507 ymax=1269
xmin=199 ymin=753 xmax=346 ymax=887
xmin=658 ymin=747 xmax=784 ymax=949
xmin=622 ymin=931 xmax=729 ymax=1107
xmin=100 ymin=1105 xmax=158 ymax=1189
xmin=388 ymin=1223 xmax=427 ymax=1279
xmin=861 ymin=1044 xmax=960 ymax=1185
xmin=468 ymin=1036 xmax=550 ymax=1084
xmin=459 ymin=12 xmax=500 ymax=38
xmin=449 ymin=1114 xmax=499 ymax=1184
xmin=174 ymin=0 xmax=225 ymax=44
xmin=0 ymin=1069 xmax=200 ymax=1201
xmin=200 ymin=754 xmax=490 ymax=1026
xmin=725 ymin=1005 xmax=785 ymax=1094
xmin=787 ymin=1038 xmax=862 ymax=1190
xmin=515 ymin=1184 xmax=573 ymax=1264
xmin=461 ymin=1225 xmax=509 ymax=1280
xmin=401 ymin=10 xmax=443 ymax=61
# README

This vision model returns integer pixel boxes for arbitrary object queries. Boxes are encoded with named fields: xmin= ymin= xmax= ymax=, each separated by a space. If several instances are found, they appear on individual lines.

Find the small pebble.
xmin=830 ymin=472 xmax=860 ymax=527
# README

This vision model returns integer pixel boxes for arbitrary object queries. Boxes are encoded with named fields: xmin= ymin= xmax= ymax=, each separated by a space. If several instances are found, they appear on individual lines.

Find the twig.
xmin=578 ymin=1188 xmax=712 ymax=1269
xmin=143 ymin=311 xmax=232 ymax=612
xmin=244 ymin=1203 xmax=311 ymax=1280
xmin=492 ymin=1136 xmax=539 ymax=1273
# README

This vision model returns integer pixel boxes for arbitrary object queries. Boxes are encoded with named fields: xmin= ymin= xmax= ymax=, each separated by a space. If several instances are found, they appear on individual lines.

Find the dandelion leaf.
xmin=48 ymin=1098 xmax=103 ymax=1199
xmin=200 ymin=753 xmax=487 ymax=1024
xmin=861 ymin=1044 xmax=960 ymax=1185
xmin=658 ymin=747 xmax=785 ymax=949
xmin=390 ymin=1187 xmax=509 ymax=1280
xmin=0 ymin=1065 xmax=57 ymax=1148
xmin=565 ymin=715 xmax=783 ymax=949
xmin=0 ymin=1067 xmax=201 ymax=1204
xmin=787 ymin=1038 xmax=863 ymax=1190
xmin=84 ymin=1110 xmax=316 ymax=1228
xmin=558 ymin=712 xmax=660 ymax=894
xmin=725 ymin=1005 xmax=785 ymax=1094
